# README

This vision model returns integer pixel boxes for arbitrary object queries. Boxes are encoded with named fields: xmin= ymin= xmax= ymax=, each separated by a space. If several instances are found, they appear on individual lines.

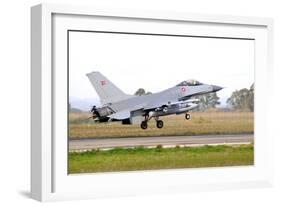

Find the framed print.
xmin=31 ymin=3 xmax=274 ymax=201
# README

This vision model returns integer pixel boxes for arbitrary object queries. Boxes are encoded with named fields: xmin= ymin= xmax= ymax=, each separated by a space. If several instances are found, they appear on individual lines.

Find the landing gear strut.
xmin=185 ymin=113 xmax=191 ymax=120
xmin=140 ymin=114 xmax=150 ymax=130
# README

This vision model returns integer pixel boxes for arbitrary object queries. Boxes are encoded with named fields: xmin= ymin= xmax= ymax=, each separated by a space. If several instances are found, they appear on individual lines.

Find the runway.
xmin=69 ymin=134 xmax=253 ymax=151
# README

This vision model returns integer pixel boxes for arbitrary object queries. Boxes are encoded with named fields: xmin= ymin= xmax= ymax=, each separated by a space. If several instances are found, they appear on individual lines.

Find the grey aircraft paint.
xmin=86 ymin=71 xmax=222 ymax=129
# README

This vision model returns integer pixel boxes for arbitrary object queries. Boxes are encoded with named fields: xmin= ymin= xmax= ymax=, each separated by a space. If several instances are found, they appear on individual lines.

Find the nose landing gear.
xmin=185 ymin=113 xmax=191 ymax=120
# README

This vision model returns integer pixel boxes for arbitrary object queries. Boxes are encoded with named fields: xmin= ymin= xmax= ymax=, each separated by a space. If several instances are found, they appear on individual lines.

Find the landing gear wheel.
xmin=156 ymin=120 xmax=164 ymax=129
xmin=141 ymin=121 xmax=148 ymax=129
xmin=185 ymin=113 xmax=191 ymax=120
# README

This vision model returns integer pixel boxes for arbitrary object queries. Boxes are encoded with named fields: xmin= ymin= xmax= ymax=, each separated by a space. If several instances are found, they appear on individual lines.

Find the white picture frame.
xmin=31 ymin=3 xmax=274 ymax=202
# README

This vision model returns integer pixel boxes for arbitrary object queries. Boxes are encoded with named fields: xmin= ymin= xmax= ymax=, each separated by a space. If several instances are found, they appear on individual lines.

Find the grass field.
xmin=68 ymin=144 xmax=254 ymax=174
xmin=69 ymin=111 xmax=254 ymax=139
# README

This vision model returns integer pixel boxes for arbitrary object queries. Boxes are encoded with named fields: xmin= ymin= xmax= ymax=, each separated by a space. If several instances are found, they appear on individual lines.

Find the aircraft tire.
xmin=156 ymin=120 xmax=164 ymax=129
xmin=141 ymin=121 xmax=148 ymax=129
xmin=185 ymin=113 xmax=191 ymax=120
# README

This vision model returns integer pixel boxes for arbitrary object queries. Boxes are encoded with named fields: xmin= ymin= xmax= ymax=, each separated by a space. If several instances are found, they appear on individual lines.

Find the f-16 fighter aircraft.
xmin=87 ymin=71 xmax=222 ymax=129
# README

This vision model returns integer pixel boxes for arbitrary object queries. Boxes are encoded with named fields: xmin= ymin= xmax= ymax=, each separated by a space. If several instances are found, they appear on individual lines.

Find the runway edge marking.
xmin=69 ymin=142 xmax=253 ymax=153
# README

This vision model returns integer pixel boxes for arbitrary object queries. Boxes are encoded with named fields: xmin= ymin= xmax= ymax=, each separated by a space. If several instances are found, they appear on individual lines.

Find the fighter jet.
xmin=86 ymin=71 xmax=222 ymax=129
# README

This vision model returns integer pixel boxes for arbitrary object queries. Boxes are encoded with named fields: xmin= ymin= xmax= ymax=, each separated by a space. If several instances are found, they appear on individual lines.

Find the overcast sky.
xmin=69 ymin=31 xmax=254 ymax=107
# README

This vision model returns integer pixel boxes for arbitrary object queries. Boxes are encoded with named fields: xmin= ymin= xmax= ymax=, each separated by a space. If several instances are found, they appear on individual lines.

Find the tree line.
xmin=134 ymin=84 xmax=254 ymax=112
xmin=226 ymin=84 xmax=254 ymax=112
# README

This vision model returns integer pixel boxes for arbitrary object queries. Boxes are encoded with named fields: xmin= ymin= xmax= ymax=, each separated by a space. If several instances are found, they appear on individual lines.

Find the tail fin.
xmin=86 ymin=71 xmax=132 ymax=105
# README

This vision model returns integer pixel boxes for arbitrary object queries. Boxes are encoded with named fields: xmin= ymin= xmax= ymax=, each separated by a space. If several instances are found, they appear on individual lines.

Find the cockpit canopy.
xmin=176 ymin=79 xmax=203 ymax=86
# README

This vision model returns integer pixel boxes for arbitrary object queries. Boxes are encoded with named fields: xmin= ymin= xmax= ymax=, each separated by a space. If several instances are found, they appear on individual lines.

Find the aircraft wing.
xmin=108 ymin=98 xmax=198 ymax=120
xmin=143 ymin=98 xmax=199 ymax=111
xmin=143 ymin=97 xmax=167 ymax=111
xmin=143 ymin=103 xmax=161 ymax=111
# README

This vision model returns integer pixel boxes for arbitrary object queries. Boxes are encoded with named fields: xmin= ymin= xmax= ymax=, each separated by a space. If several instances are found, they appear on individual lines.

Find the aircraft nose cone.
xmin=212 ymin=85 xmax=223 ymax=92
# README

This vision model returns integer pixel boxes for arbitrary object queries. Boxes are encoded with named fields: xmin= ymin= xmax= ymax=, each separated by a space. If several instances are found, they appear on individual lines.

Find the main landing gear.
xmin=140 ymin=113 xmax=191 ymax=129
xmin=156 ymin=120 xmax=164 ymax=128
xmin=140 ymin=121 xmax=148 ymax=129
xmin=140 ymin=115 xmax=164 ymax=129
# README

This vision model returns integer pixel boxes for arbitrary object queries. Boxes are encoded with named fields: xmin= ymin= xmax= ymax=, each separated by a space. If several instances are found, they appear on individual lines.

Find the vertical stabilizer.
xmin=86 ymin=71 xmax=132 ymax=105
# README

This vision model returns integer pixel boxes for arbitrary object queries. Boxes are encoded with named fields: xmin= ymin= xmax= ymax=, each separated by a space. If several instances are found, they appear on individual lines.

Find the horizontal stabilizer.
xmin=108 ymin=110 xmax=131 ymax=120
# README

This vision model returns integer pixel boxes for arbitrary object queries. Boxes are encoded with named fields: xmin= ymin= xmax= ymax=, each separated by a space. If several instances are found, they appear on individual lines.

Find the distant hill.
xmin=69 ymin=96 xmax=100 ymax=111
xmin=69 ymin=107 xmax=82 ymax=113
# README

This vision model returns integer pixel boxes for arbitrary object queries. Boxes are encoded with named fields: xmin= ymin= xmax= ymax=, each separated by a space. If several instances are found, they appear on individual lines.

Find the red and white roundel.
xmin=100 ymin=80 xmax=106 ymax=86
xmin=181 ymin=87 xmax=186 ymax=92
